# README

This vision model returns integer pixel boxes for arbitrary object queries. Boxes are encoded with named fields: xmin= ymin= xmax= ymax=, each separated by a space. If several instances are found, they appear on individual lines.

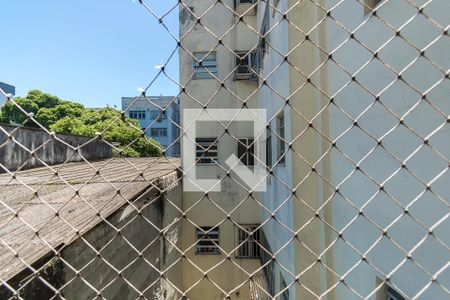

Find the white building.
xmin=122 ymin=96 xmax=180 ymax=157
xmin=256 ymin=0 xmax=450 ymax=299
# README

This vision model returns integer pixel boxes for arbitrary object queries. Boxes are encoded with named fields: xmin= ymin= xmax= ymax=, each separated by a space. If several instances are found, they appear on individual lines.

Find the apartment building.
xmin=179 ymin=0 xmax=266 ymax=299
xmin=256 ymin=0 xmax=450 ymax=300
xmin=122 ymin=96 xmax=180 ymax=157
xmin=0 ymin=82 xmax=15 ymax=108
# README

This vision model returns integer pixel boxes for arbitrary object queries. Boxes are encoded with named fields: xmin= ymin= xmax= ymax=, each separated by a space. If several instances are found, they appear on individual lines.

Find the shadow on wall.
xmin=0 ymin=124 xmax=112 ymax=173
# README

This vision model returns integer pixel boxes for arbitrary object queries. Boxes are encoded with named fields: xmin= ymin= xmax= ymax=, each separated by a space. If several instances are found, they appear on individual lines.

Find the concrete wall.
xmin=0 ymin=124 xmax=112 ymax=173
xmin=1 ymin=173 xmax=183 ymax=299
xmin=257 ymin=0 xmax=450 ymax=299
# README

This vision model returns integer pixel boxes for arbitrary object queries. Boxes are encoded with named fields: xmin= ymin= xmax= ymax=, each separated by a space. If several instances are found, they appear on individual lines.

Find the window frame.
xmin=150 ymin=127 xmax=168 ymax=137
xmin=277 ymin=112 xmax=286 ymax=164
xmin=235 ymin=224 xmax=261 ymax=259
xmin=237 ymin=138 xmax=255 ymax=166
xmin=196 ymin=226 xmax=220 ymax=255
xmin=235 ymin=51 xmax=258 ymax=80
xmin=129 ymin=110 xmax=146 ymax=120
xmin=193 ymin=52 xmax=217 ymax=79
xmin=266 ymin=127 xmax=272 ymax=169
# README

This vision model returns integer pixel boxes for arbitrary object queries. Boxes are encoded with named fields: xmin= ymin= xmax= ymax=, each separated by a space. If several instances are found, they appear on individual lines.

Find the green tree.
xmin=2 ymin=90 xmax=162 ymax=157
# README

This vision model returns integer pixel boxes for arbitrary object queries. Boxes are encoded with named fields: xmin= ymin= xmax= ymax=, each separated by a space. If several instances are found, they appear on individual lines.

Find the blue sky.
xmin=0 ymin=0 xmax=179 ymax=108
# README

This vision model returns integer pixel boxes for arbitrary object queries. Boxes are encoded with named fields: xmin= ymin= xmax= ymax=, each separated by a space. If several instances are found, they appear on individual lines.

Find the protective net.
xmin=0 ymin=0 xmax=449 ymax=299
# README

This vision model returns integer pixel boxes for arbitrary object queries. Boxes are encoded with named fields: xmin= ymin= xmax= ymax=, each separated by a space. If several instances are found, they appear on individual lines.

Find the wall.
xmin=257 ymin=0 xmax=450 ymax=299
xmin=179 ymin=0 xmax=264 ymax=299
xmin=1 ymin=173 xmax=183 ymax=299
xmin=0 ymin=124 xmax=112 ymax=173
xmin=325 ymin=0 xmax=450 ymax=299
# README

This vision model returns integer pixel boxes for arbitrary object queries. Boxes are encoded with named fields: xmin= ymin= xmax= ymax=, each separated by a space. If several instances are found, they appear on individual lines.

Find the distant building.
xmin=0 ymin=82 xmax=15 ymax=107
xmin=122 ymin=96 xmax=180 ymax=157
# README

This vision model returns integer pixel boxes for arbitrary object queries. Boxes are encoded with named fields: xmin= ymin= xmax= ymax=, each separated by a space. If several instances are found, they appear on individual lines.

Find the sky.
xmin=0 ymin=0 xmax=180 ymax=108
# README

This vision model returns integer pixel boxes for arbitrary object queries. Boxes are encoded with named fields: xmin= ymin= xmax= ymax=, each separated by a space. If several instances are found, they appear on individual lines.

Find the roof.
xmin=0 ymin=157 xmax=180 ymax=281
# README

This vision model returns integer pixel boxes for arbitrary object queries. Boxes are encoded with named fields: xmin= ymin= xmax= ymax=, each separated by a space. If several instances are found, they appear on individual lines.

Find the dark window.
xmin=266 ymin=129 xmax=272 ymax=168
xmin=237 ymin=138 xmax=255 ymax=166
xmin=236 ymin=225 xmax=260 ymax=258
xmin=150 ymin=128 xmax=167 ymax=137
xmin=196 ymin=226 xmax=220 ymax=254
xmin=386 ymin=286 xmax=406 ymax=300
xmin=235 ymin=51 xmax=258 ymax=80
xmin=235 ymin=0 xmax=256 ymax=6
xmin=196 ymin=137 xmax=218 ymax=164
xmin=129 ymin=110 xmax=146 ymax=120
xmin=277 ymin=112 xmax=285 ymax=164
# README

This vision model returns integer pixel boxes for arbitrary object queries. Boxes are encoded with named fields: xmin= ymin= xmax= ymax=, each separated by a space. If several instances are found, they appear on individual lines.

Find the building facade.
xmin=256 ymin=0 xmax=450 ymax=299
xmin=179 ymin=0 xmax=266 ymax=299
xmin=122 ymin=96 xmax=181 ymax=157
xmin=0 ymin=82 xmax=15 ymax=108
xmin=180 ymin=0 xmax=449 ymax=299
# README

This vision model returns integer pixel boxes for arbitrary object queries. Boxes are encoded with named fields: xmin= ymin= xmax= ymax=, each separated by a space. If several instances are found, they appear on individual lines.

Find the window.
xmin=150 ymin=110 xmax=165 ymax=122
xmin=386 ymin=286 xmax=406 ymax=300
xmin=150 ymin=128 xmax=167 ymax=137
xmin=266 ymin=128 xmax=272 ymax=168
xmin=196 ymin=137 xmax=218 ymax=164
xmin=196 ymin=226 xmax=220 ymax=254
xmin=235 ymin=51 xmax=258 ymax=80
xmin=129 ymin=110 xmax=146 ymax=120
xmin=236 ymin=225 xmax=260 ymax=258
xmin=236 ymin=0 xmax=256 ymax=4
xmin=277 ymin=112 xmax=286 ymax=164
xmin=237 ymin=138 xmax=255 ymax=166
xmin=193 ymin=52 xmax=217 ymax=79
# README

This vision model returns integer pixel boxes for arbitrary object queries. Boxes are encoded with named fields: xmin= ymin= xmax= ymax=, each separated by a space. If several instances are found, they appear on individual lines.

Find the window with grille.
xmin=277 ymin=112 xmax=285 ymax=164
xmin=193 ymin=52 xmax=217 ymax=79
xmin=129 ymin=110 xmax=146 ymax=120
xmin=195 ymin=137 xmax=218 ymax=164
xmin=237 ymin=138 xmax=254 ymax=166
xmin=236 ymin=225 xmax=260 ymax=258
xmin=196 ymin=226 xmax=220 ymax=254
xmin=235 ymin=51 xmax=258 ymax=80
xmin=150 ymin=128 xmax=167 ymax=137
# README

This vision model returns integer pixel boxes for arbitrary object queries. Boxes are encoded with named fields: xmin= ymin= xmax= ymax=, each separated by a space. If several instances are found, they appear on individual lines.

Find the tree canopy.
xmin=0 ymin=90 xmax=162 ymax=157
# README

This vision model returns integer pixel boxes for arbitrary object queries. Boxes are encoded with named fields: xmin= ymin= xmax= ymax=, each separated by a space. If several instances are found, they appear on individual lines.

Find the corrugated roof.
xmin=0 ymin=157 xmax=180 ymax=281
